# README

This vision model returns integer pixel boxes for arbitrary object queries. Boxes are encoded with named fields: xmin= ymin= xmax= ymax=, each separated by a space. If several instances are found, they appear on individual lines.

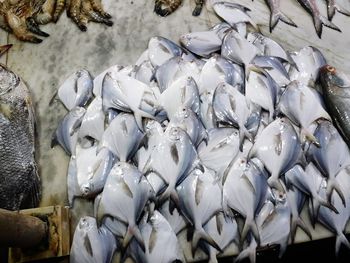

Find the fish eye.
xmin=326 ymin=65 xmax=336 ymax=73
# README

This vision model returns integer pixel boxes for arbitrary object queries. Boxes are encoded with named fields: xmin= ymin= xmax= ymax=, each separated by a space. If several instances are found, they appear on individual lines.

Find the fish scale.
xmin=0 ymin=66 xmax=40 ymax=210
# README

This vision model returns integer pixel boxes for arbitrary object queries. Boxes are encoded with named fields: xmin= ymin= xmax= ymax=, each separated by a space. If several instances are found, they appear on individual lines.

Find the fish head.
xmin=77 ymin=216 xmax=97 ymax=233
xmin=80 ymin=182 xmax=94 ymax=197
xmin=319 ymin=65 xmax=350 ymax=89
xmin=166 ymin=126 xmax=184 ymax=142
xmin=0 ymin=64 xmax=20 ymax=96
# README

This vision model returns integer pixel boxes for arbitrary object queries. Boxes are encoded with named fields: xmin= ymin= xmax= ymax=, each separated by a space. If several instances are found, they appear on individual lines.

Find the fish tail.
xmin=327 ymin=4 xmax=336 ymax=21
xmin=241 ymin=218 xmax=260 ymax=244
xmin=315 ymin=195 xmax=339 ymax=214
xmin=192 ymin=227 xmax=222 ymax=258
xmin=123 ymin=224 xmax=145 ymax=252
xmin=267 ymin=175 xmax=283 ymax=192
xmin=133 ymin=109 xmax=154 ymax=132
xmin=301 ymin=128 xmax=320 ymax=147
xmin=290 ymin=215 xmax=312 ymax=243
xmin=326 ymin=179 xmax=346 ymax=207
xmin=270 ymin=11 xmax=297 ymax=33
xmin=335 ymin=232 xmax=350 ymax=256
xmin=235 ymin=238 xmax=257 ymax=263
xmin=313 ymin=14 xmax=341 ymax=38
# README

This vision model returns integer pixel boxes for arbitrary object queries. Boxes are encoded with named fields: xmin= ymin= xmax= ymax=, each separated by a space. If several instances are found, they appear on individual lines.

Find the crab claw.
xmin=26 ymin=18 xmax=50 ymax=37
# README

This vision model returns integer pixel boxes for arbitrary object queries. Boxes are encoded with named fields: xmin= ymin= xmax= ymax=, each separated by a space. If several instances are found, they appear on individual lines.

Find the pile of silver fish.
xmin=52 ymin=2 xmax=350 ymax=262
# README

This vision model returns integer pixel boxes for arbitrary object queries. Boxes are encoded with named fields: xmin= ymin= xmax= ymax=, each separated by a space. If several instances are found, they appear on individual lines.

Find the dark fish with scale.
xmin=0 ymin=63 xmax=40 ymax=210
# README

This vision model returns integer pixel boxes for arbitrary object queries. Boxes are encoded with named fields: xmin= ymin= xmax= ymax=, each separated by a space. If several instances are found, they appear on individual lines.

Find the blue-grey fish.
xmin=251 ymin=56 xmax=290 ymax=86
xmin=148 ymin=36 xmax=195 ymax=67
xmin=128 ymin=211 xmax=184 ymax=263
xmin=223 ymin=157 xmax=269 ymax=242
xmin=0 ymin=65 xmax=40 ymax=210
xmin=198 ymin=54 xmax=245 ymax=95
xmin=144 ymin=126 xmax=200 ymax=204
xmin=213 ymin=82 xmax=252 ymax=149
xmin=285 ymin=164 xmax=338 ymax=220
xmin=256 ymin=190 xmax=290 ymax=258
xmin=177 ymin=167 xmax=222 ymax=256
xmin=58 ymin=69 xmax=93 ymax=110
xmin=93 ymin=65 xmax=124 ymax=97
xmin=212 ymin=1 xmax=257 ymax=28
xmin=159 ymin=76 xmax=200 ymax=119
xmin=168 ymin=107 xmax=207 ymax=147
xmin=101 ymin=71 xmax=157 ymax=130
xmin=202 ymin=212 xmax=239 ymax=263
xmin=317 ymin=168 xmax=350 ymax=255
xmin=67 ymin=143 xmax=114 ymax=207
xmin=51 ymin=107 xmax=86 ymax=156
xmin=246 ymin=69 xmax=280 ymax=122
xmin=307 ymin=121 xmax=350 ymax=205
xmin=100 ymin=113 xmax=144 ymax=162
xmin=248 ymin=118 xmax=302 ymax=190
xmin=180 ymin=29 xmax=222 ymax=57
xmin=70 ymin=216 xmax=117 ymax=263
xmin=289 ymin=46 xmax=326 ymax=87
xmin=97 ymin=162 xmax=154 ymax=250
xmin=221 ymin=30 xmax=259 ymax=69
xmin=78 ymin=97 xmax=105 ymax=142
xmin=277 ymin=80 xmax=331 ymax=145
xmin=247 ymin=32 xmax=293 ymax=63
xmin=197 ymin=128 xmax=240 ymax=181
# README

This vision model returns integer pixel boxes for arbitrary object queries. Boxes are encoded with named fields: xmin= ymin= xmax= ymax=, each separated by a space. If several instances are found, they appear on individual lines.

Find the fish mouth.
xmin=320 ymin=64 xmax=336 ymax=75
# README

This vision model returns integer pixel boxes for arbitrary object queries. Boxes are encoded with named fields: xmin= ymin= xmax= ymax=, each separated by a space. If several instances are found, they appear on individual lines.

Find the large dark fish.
xmin=319 ymin=65 xmax=350 ymax=148
xmin=0 ymin=64 xmax=40 ymax=210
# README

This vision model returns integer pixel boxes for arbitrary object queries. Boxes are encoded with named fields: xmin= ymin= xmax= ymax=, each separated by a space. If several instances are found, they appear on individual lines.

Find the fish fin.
xmin=313 ymin=14 xmax=341 ymax=38
xmin=123 ymin=224 xmax=145 ymax=252
xmin=239 ymin=126 xmax=252 ymax=151
xmin=301 ymin=128 xmax=320 ymax=147
xmin=270 ymin=11 xmax=297 ymax=33
xmin=50 ymin=132 xmax=59 ymax=149
xmin=158 ymin=186 xmax=179 ymax=208
xmin=241 ymin=218 xmax=260 ymax=244
xmin=133 ymin=109 xmax=154 ymax=131
xmin=336 ymin=233 xmax=350 ymax=256
xmin=195 ymin=177 xmax=204 ymax=206
xmin=22 ymin=164 xmax=41 ymax=209
xmin=83 ymin=234 xmax=94 ymax=257
xmin=274 ymin=132 xmax=282 ymax=155
xmin=290 ymin=216 xmax=312 ymax=244
xmin=242 ymin=173 xmax=256 ymax=194
xmin=334 ymin=5 xmax=350 ymax=19
xmin=67 ymin=158 xmax=78 ymax=208
xmin=327 ymin=4 xmax=336 ymax=21
xmin=235 ymin=238 xmax=257 ymax=263
xmin=315 ymin=195 xmax=339 ymax=214
xmin=221 ymin=154 xmax=238 ymax=185
xmin=267 ymin=176 xmax=283 ymax=191
xmin=192 ymin=227 xmax=222 ymax=258
xmin=149 ymin=225 xmax=157 ymax=254
xmin=327 ymin=179 xmax=346 ymax=207
xmin=121 ymin=178 xmax=133 ymax=199
xmin=216 ymin=214 xmax=223 ymax=235
xmin=170 ymin=143 xmax=179 ymax=165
